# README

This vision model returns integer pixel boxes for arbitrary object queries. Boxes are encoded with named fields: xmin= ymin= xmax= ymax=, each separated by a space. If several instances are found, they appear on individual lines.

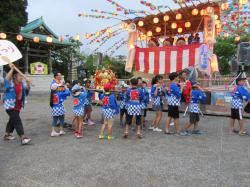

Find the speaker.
xmin=237 ymin=42 xmax=250 ymax=66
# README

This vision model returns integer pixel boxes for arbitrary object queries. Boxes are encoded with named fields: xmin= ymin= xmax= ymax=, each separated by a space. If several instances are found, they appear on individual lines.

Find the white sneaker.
xmin=59 ymin=131 xmax=66 ymax=135
xmin=153 ymin=127 xmax=162 ymax=132
xmin=51 ymin=131 xmax=60 ymax=137
xmin=21 ymin=137 xmax=31 ymax=145
xmin=148 ymin=126 xmax=154 ymax=130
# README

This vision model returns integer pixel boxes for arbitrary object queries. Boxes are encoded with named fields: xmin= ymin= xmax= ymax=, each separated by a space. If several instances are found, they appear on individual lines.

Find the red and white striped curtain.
xmin=134 ymin=43 xmax=201 ymax=75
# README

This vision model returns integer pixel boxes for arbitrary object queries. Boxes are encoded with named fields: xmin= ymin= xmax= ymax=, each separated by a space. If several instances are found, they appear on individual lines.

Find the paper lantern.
xmin=214 ymin=15 xmax=218 ymax=20
xmin=85 ymin=34 xmax=91 ymax=39
xmin=185 ymin=21 xmax=191 ymax=28
xmin=74 ymin=34 xmax=80 ymax=41
xmin=216 ymin=23 xmax=221 ymax=29
xmin=153 ymin=17 xmax=159 ymax=24
xmin=206 ymin=6 xmax=213 ymax=14
xmin=155 ymin=27 xmax=161 ymax=33
xmin=221 ymin=2 xmax=228 ymax=10
xmin=33 ymin=37 xmax=40 ymax=43
xmin=211 ymin=54 xmax=219 ymax=73
xmin=192 ymin=8 xmax=199 ymax=16
xmin=235 ymin=36 xmax=240 ymax=42
xmin=46 ymin=36 xmax=53 ymax=43
xmin=239 ymin=0 xmax=248 ymax=5
xmin=107 ymin=28 xmax=112 ymax=33
xmin=95 ymin=31 xmax=100 ymax=37
xmin=176 ymin=13 xmax=182 ymax=20
xmin=215 ymin=20 xmax=220 ymax=25
xmin=0 ymin=33 xmax=7 ymax=39
xmin=138 ymin=21 xmax=144 ymax=27
xmin=147 ymin=31 xmax=153 ymax=37
xmin=200 ymin=9 xmax=207 ymax=16
xmin=224 ymin=33 xmax=229 ymax=38
xmin=163 ymin=15 xmax=170 ymax=22
xmin=178 ymin=28 xmax=183 ymax=33
xmin=16 ymin=34 xmax=23 ymax=41
xmin=171 ymin=22 xmax=177 ymax=29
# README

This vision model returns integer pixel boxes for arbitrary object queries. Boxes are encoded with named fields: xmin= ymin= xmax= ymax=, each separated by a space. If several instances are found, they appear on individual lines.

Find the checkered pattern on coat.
xmin=167 ymin=95 xmax=180 ymax=106
xmin=4 ymin=99 xmax=16 ymax=110
xmin=52 ymin=105 xmax=65 ymax=117
xmin=120 ymin=100 xmax=126 ymax=109
xmin=189 ymin=103 xmax=200 ymax=113
xmin=103 ymin=108 xmax=115 ymax=119
xmin=152 ymin=96 xmax=161 ymax=106
xmin=127 ymin=104 xmax=142 ymax=116
xmin=73 ymin=107 xmax=84 ymax=117
xmin=231 ymin=97 xmax=243 ymax=109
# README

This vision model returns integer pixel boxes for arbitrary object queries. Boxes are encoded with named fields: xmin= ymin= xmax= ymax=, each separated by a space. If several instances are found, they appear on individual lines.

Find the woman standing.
xmin=3 ymin=64 xmax=31 ymax=145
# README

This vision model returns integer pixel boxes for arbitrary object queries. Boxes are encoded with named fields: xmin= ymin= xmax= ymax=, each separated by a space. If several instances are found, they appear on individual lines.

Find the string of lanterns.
xmin=104 ymin=38 xmax=126 ymax=53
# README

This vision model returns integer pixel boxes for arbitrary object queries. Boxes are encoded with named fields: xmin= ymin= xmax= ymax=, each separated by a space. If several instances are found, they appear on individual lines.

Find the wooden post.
xmin=48 ymin=47 xmax=52 ymax=74
xmin=24 ymin=43 xmax=29 ymax=74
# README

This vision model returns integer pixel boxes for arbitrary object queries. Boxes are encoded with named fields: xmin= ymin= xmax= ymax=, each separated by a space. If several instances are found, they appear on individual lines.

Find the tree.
xmin=0 ymin=0 xmax=28 ymax=34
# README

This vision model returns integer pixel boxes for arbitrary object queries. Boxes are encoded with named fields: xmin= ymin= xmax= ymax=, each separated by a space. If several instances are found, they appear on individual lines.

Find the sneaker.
xmin=76 ymin=133 xmax=83 ymax=139
xmin=98 ymin=134 xmax=105 ymax=139
xmin=83 ymin=121 xmax=88 ymax=125
xmin=123 ymin=133 xmax=128 ymax=139
xmin=51 ymin=131 xmax=60 ymax=137
xmin=148 ymin=126 xmax=154 ymax=130
xmin=21 ymin=137 xmax=31 ymax=145
xmin=153 ymin=127 xmax=162 ymax=132
xmin=74 ymin=132 xmax=78 ymax=137
xmin=107 ymin=136 xmax=114 ymax=140
xmin=137 ymin=134 xmax=142 ymax=139
xmin=3 ymin=134 xmax=15 ymax=141
xmin=192 ymin=130 xmax=204 ymax=135
xmin=178 ymin=131 xmax=191 ymax=136
xmin=59 ymin=131 xmax=66 ymax=135
xmin=88 ymin=120 xmax=95 ymax=126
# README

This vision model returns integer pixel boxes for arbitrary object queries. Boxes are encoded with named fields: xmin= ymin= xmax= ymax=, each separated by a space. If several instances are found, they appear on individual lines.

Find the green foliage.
xmin=0 ymin=0 xmax=28 ymax=34
xmin=214 ymin=34 xmax=250 ymax=75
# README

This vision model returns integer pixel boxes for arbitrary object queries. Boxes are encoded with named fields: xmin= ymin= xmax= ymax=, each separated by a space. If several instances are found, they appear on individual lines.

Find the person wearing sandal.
xmin=230 ymin=77 xmax=250 ymax=136
xmin=123 ymin=78 xmax=144 ymax=139
xmin=3 ymin=64 xmax=32 ymax=145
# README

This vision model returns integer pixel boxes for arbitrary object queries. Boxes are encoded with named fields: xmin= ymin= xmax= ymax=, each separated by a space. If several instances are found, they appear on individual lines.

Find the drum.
xmin=244 ymin=101 xmax=250 ymax=113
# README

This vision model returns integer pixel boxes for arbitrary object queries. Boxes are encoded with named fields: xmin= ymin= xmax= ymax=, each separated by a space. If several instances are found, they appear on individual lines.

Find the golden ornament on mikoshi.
xmin=95 ymin=69 xmax=117 ymax=90
xmin=235 ymin=36 xmax=240 ymax=42
xmin=200 ymin=9 xmax=207 ymax=16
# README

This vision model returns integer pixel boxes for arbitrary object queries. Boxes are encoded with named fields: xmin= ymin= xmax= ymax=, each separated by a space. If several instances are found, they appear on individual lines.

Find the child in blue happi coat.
xmin=141 ymin=81 xmax=149 ymax=129
xmin=165 ymin=72 xmax=185 ymax=135
xmin=150 ymin=75 xmax=165 ymax=132
xmin=83 ymin=79 xmax=95 ymax=125
xmin=71 ymin=84 xmax=87 ymax=139
xmin=50 ymin=83 xmax=70 ymax=137
xmin=230 ymin=77 xmax=250 ymax=136
xmin=117 ymin=83 xmax=128 ymax=126
xmin=98 ymin=83 xmax=119 ymax=140
xmin=183 ymin=84 xmax=206 ymax=135
xmin=123 ymin=78 xmax=144 ymax=139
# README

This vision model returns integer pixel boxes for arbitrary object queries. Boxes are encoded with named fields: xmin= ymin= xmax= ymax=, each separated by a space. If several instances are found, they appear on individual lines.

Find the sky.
xmin=27 ymin=0 xmax=179 ymax=56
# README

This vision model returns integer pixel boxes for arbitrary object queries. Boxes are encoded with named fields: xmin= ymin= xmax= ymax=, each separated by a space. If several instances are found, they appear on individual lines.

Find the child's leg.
xmin=229 ymin=118 xmax=235 ymax=133
xmin=136 ymin=115 xmax=142 ymax=135
xmin=124 ymin=114 xmax=132 ymax=136
xmin=52 ymin=116 xmax=59 ymax=132
xmin=75 ymin=117 xmax=79 ymax=132
xmin=238 ymin=120 xmax=245 ymax=134
xmin=156 ymin=111 xmax=162 ymax=128
xmin=174 ymin=118 xmax=180 ymax=133
xmin=184 ymin=122 xmax=193 ymax=130
xmin=78 ymin=117 xmax=83 ymax=134
xmin=107 ymin=119 xmax=114 ymax=137
xmin=100 ymin=119 xmax=107 ymax=136
xmin=59 ymin=115 xmax=65 ymax=132
xmin=193 ymin=122 xmax=199 ymax=131
xmin=165 ymin=116 xmax=171 ymax=132
xmin=87 ymin=106 xmax=92 ymax=120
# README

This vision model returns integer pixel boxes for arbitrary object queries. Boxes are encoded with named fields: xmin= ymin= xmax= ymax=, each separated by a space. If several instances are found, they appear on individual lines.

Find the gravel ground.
xmin=0 ymin=95 xmax=250 ymax=187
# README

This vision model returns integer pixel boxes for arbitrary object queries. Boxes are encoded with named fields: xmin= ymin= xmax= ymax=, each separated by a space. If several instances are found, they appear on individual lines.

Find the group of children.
xmin=49 ymin=70 xmax=250 ymax=140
